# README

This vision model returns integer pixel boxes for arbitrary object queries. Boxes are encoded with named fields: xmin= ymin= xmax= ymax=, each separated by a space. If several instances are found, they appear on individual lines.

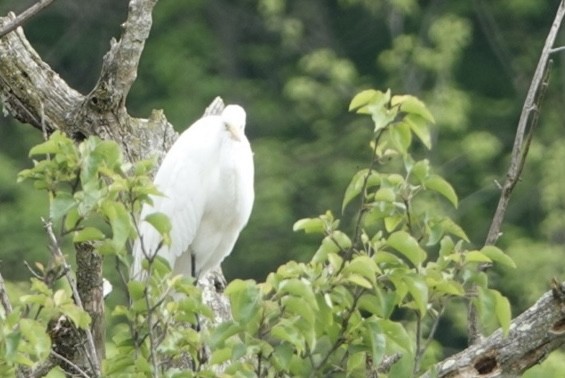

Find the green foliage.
xmin=209 ymin=89 xmax=515 ymax=376
xmin=3 ymin=90 xmax=519 ymax=376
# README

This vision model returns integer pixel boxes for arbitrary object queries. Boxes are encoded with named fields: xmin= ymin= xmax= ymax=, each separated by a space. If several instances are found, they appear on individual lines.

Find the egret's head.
xmin=222 ymin=104 xmax=246 ymax=141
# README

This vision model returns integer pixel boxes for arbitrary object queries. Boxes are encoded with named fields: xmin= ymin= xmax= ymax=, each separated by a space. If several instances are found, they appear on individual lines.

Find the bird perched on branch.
xmin=132 ymin=104 xmax=254 ymax=279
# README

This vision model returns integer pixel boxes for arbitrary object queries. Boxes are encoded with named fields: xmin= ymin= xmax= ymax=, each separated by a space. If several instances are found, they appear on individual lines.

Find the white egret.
xmin=132 ymin=104 xmax=254 ymax=279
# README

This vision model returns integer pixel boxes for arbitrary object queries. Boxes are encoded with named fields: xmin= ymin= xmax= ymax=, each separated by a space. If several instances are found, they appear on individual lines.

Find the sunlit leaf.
xmin=293 ymin=217 xmax=324 ymax=234
xmin=391 ymin=94 xmax=435 ymax=123
xmin=349 ymin=89 xmax=380 ymax=111
xmin=377 ymin=319 xmax=413 ymax=353
xmin=425 ymin=175 xmax=458 ymax=207
xmin=342 ymin=169 xmax=380 ymax=212
xmin=387 ymin=231 xmax=427 ymax=266
xmin=405 ymin=114 xmax=432 ymax=149
xmin=50 ymin=193 xmax=75 ymax=222
xmin=481 ymin=245 xmax=516 ymax=268
xmin=144 ymin=212 xmax=172 ymax=245
xmin=403 ymin=275 xmax=428 ymax=317
xmin=492 ymin=289 xmax=512 ymax=336
xmin=73 ymin=227 xmax=106 ymax=243
xmin=465 ymin=251 xmax=492 ymax=264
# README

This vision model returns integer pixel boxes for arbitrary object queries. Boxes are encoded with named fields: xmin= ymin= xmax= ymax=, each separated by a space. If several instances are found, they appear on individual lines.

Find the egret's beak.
xmin=226 ymin=123 xmax=244 ymax=142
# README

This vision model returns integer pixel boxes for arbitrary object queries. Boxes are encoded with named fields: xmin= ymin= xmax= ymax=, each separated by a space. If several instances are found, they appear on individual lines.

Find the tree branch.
xmin=467 ymin=0 xmax=565 ymax=345
xmin=424 ymin=281 xmax=565 ymax=377
xmin=484 ymin=0 xmax=565 ymax=246
xmin=0 ymin=0 xmax=56 ymax=38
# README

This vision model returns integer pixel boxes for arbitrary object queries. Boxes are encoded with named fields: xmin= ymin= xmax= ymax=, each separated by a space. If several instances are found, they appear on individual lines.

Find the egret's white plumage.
xmin=132 ymin=104 xmax=254 ymax=278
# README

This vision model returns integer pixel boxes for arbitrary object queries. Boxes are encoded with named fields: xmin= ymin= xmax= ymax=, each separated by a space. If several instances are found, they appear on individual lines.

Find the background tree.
xmin=1 ymin=0 xmax=565 ymax=376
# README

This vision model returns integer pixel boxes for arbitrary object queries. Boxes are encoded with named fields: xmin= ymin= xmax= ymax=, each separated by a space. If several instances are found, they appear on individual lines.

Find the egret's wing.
xmin=132 ymin=116 xmax=223 ymax=278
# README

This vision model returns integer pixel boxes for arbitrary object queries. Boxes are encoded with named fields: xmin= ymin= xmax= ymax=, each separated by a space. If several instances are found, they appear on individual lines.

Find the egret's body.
xmin=132 ymin=105 xmax=254 ymax=278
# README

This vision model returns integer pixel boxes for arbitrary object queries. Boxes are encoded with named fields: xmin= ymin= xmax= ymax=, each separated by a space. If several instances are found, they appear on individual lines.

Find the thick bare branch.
xmin=88 ymin=0 xmax=158 ymax=111
xmin=0 ymin=15 xmax=83 ymax=133
xmin=424 ymin=282 xmax=565 ymax=377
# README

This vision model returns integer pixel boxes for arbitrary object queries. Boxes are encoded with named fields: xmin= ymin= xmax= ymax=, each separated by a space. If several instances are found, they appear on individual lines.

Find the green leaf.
xmin=424 ymin=175 xmax=458 ymax=208
xmin=209 ymin=321 xmax=242 ymax=348
xmin=387 ymin=122 xmax=412 ymax=154
xmin=283 ymin=296 xmax=315 ymax=326
xmin=64 ymin=207 xmax=81 ymax=230
xmin=405 ymin=114 xmax=432 ymax=149
xmin=366 ymin=319 xmax=386 ymax=366
xmin=377 ymin=319 xmax=413 ymax=353
xmin=60 ymin=304 xmax=91 ymax=329
xmin=480 ymin=245 xmax=516 ymax=268
xmin=272 ymin=321 xmax=305 ymax=353
xmin=346 ymin=274 xmax=373 ymax=289
xmin=492 ymin=289 xmax=511 ymax=336
xmin=433 ymin=280 xmax=465 ymax=296
xmin=293 ymin=217 xmax=324 ymax=234
xmin=73 ymin=227 xmax=106 ymax=243
xmin=349 ymin=89 xmax=380 ymax=111
xmin=465 ymin=251 xmax=492 ymax=264
xmin=278 ymin=279 xmax=318 ymax=310
xmin=410 ymin=159 xmax=430 ymax=183
xmin=28 ymin=132 xmax=64 ymax=156
xmin=387 ymin=231 xmax=427 ymax=266
xmin=20 ymin=319 xmax=51 ymax=361
xmin=403 ymin=275 xmax=429 ymax=317
xmin=50 ymin=193 xmax=75 ymax=222
xmin=342 ymin=255 xmax=380 ymax=285
xmin=312 ymin=237 xmax=338 ymax=264
xmin=209 ymin=347 xmax=232 ymax=365
xmin=441 ymin=217 xmax=470 ymax=242
xmin=127 ymin=281 xmax=146 ymax=301
xmin=374 ymin=187 xmax=396 ymax=202
xmin=102 ymin=201 xmax=134 ymax=252
xmin=342 ymin=169 xmax=380 ymax=212
xmin=225 ymin=279 xmax=261 ymax=323
xmin=144 ymin=212 xmax=172 ymax=245
xmin=391 ymin=94 xmax=435 ymax=123
xmin=384 ymin=215 xmax=403 ymax=232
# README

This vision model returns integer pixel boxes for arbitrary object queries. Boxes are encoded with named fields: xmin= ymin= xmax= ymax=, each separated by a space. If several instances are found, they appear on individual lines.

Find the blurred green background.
xmin=1 ymin=0 xmax=564 ymax=373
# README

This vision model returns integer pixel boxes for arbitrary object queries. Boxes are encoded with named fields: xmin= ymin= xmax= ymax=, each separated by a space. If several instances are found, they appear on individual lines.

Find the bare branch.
xmin=549 ymin=45 xmax=565 ymax=53
xmin=88 ymin=0 xmax=159 ymax=111
xmin=50 ymin=351 xmax=90 ymax=378
xmin=484 ymin=0 xmax=565 ymax=246
xmin=467 ymin=0 xmax=565 ymax=345
xmin=0 ymin=0 xmax=56 ymax=38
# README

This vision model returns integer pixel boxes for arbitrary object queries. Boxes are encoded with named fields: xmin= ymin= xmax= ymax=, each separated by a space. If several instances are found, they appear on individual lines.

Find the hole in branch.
xmin=550 ymin=318 xmax=565 ymax=334
xmin=474 ymin=355 xmax=498 ymax=375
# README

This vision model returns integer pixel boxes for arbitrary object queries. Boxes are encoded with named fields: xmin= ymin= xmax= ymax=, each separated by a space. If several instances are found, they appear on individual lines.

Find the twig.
xmin=549 ymin=45 xmax=565 ymax=53
xmin=377 ymin=353 xmax=402 ymax=374
xmin=467 ymin=0 xmax=565 ymax=345
xmin=27 ymin=359 xmax=56 ymax=378
xmin=0 ymin=0 xmax=57 ymax=38
xmin=51 ymin=350 xmax=90 ymax=378
xmin=42 ymin=218 xmax=101 ymax=377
